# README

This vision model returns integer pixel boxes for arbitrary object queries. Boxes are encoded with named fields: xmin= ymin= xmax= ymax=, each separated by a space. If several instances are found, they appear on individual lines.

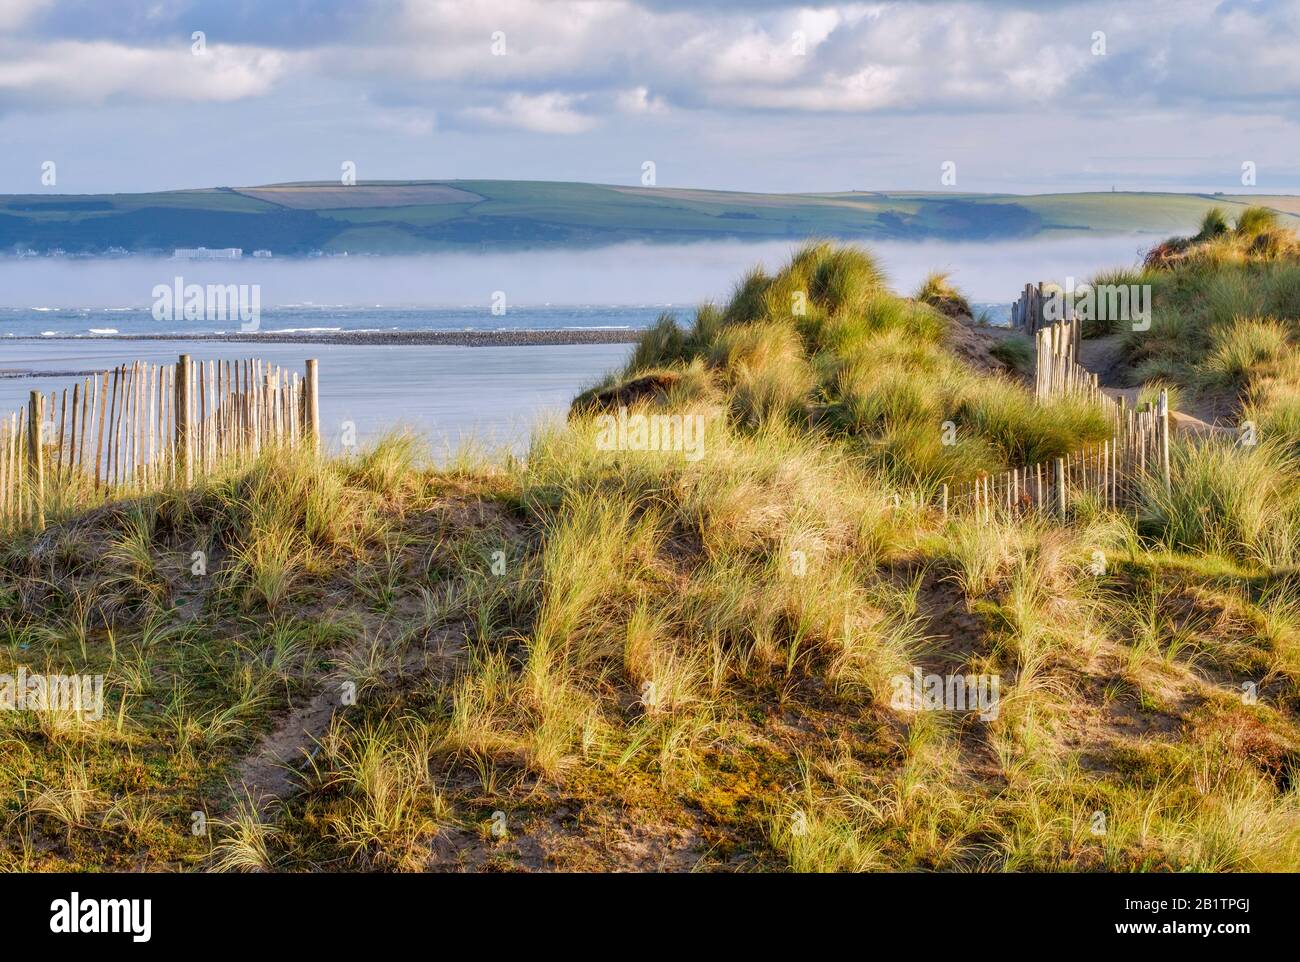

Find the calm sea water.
xmin=0 ymin=301 xmax=1011 ymax=338
xmin=0 ymin=338 xmax=635 ymax=457
xmin=0 ymin=304 xmax=665 ymax=339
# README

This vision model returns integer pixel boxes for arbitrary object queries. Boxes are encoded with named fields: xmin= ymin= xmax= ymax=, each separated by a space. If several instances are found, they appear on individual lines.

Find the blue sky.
xmin=1 ymin=0 xmax=1297 ymax=195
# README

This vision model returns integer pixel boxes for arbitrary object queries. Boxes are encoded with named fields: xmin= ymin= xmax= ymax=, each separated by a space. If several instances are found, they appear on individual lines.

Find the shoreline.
xmin=2 ymin=329 xmax=646 ymax=347
xmin=0 ymin=368 xmax=101 ymax=379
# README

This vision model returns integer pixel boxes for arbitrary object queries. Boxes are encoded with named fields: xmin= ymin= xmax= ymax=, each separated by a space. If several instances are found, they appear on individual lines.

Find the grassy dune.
xmin=3 ymin=242 xmax=1300 ymax=872
xmin=1084 ymin=205 xmax=1300 ymax=453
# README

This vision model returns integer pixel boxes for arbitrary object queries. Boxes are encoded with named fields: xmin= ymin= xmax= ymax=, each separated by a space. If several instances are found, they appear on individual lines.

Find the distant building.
xmin=252 ymin=249 xmax=272 ymax=258
xmin=173 ymin=247 xmax=243 ymax=260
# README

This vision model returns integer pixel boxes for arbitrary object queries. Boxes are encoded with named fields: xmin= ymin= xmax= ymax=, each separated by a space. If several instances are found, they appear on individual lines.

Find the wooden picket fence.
xmin=1031 ymin=318 xmax=1108 ymax=405
xmin=1011 ymin=282 xmax=1050 ymax=335
xmin=0 ymin=355 xmax=319 ymax=531
xmin=941 ymin=305 xmax=1173 ymax=522
xmin=1012 ymin=280 xmax=1086 ymax=336
xmin=1014 ymin=283 xmax=1106 ymax=402
xmin=939 ymin=398 xmax=1170 ymax=522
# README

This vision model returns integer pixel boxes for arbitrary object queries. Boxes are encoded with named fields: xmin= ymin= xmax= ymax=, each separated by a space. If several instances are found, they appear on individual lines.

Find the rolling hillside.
xmin=2 ymin=180 xmax=1297 ymax=255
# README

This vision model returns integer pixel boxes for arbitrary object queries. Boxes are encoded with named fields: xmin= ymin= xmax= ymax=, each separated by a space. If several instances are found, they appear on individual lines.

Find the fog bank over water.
xmin=0 ymin=236 xmax=1153 ymax=310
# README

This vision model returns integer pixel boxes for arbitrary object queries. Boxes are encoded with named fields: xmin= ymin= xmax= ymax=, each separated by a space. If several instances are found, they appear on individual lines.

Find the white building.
xmin=173 ymin=247 xmax=243 ymax=260
xmin=252 ymin=249 xmax=272 ymax=258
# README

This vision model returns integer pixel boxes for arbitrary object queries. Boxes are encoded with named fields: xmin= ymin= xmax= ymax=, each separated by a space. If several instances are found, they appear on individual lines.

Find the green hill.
xmin=3 ymin=180 xmax=1298 ymax=255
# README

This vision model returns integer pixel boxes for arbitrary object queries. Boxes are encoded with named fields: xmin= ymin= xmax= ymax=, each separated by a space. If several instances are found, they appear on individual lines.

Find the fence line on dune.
xmin=0 ymin=355 xmax=319 ymax=531
xmin=0 ymin=310 xmax=1180 ymax=536
xmin=940 ymin=303 xmax=1172 ymax=523
xmin=1012 ymin=280 xmax=1080 ymax=337
xmin=938 ymin=396 xmax=1169 ymax=523
xmin=1031 ymin=318 xmax=1112 ymax=409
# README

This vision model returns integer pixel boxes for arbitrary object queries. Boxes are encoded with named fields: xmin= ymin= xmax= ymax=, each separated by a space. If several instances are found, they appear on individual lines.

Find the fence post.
xmin=176 ymin=354 xmax=193 ymax=486
xmin=1157 ymin=389 xmax=1171 ymax=494
xmin=1055 ymin=457 xmax=1066 ymax=519
xmin=1034 ymin=329 xmax=1042 ymax=398
xmin=27 ymin=391 xmax=44 ymax=529
xmin=303 ymin=358 xmax=320 ymax=453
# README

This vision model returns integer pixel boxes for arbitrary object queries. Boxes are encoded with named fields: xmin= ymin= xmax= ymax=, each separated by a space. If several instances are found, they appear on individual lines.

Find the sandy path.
xmin=1079 ymin=333 xmax=1233 ymax=435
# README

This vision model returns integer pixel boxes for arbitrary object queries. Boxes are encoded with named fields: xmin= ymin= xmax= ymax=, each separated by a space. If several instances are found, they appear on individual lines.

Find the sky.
xmin=0 ymin=0 xmax=1297 ymax=196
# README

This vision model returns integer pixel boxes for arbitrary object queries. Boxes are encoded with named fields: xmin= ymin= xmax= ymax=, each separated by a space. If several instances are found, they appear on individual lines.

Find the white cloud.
xmin=359 ymin=0 xmax=637 ymax=83
xmin=717 ymin=63 xmax=901 ymax=111
xmin=462 ymin=91 xmax=596 ymax=133
xmin=320 ymin=1 xmax=1250 ymax=121
xmin=2 ymin=0 xmax=1298 ymax=126
xmin=0 ymin=0 xmax=52 ymax=32
xmin=616 ymin=86 xmax=668 ymax=114
xmin=701 ymin=28 xmax=811 ymax=86
xmin=0 ymin=40 xmax=291 ymax=106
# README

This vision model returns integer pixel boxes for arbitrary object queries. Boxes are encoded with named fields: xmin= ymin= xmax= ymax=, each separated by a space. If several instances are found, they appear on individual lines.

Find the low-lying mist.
xmin=0 ymin=235 xmax=1153 ymax=310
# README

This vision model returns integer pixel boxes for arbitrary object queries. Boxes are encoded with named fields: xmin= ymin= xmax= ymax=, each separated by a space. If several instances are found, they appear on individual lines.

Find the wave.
xmin=264 ymin=326 xmax=344 ymax=334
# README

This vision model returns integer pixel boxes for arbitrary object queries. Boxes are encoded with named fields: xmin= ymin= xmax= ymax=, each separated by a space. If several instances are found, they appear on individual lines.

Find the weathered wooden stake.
xmin=176 ymin=354 xmax=193 ymax=485
xmin=303 ymin=358 xmax=320 ymax=452
xmin=1156 ymin=388 xmax=1171 ymax=495
xmin=27 ymin=391 xmax=44 ymax=528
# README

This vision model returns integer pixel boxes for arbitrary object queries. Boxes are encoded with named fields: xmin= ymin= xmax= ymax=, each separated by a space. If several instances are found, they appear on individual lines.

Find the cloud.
xmin=461 ymin=91 xmax=596 ymax=133
xmin=310 ymin=0 xmax=1299 ymax=123
xmin=0 ymin=39 xmax=291 ymax=106
xmin=615 ymin=86 xmax=668 ymax=114
xmin=2 ymin=0 xmax=1298 ymax=128
xmin=0 ymin=0 xmax=53 ymax=31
